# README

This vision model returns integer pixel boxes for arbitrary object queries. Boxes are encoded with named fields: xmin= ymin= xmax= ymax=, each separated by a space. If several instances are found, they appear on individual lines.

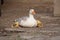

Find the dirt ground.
xmin=0 ymin=1 xmax=60 ymax=40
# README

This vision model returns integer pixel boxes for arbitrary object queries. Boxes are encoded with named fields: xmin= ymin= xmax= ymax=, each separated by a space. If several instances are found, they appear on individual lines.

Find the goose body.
xmin=20 ymin=14 xmax=37 ymax=27
xmin=16 ymin=9 xmax=37 ymax=27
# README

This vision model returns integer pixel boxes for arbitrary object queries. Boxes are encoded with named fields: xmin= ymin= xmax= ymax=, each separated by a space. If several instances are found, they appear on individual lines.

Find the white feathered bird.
xmin=12 ymin=9 xmax=43 ymax=28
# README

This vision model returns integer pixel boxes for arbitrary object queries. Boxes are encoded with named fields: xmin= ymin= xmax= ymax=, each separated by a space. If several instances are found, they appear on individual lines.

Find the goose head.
xmin=29 ymin=9 xmax=36 ymax=15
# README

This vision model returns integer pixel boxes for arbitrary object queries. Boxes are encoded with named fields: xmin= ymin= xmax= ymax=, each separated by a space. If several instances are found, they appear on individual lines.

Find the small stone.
xmin=20 ymin=35 xmax=34 ymax=39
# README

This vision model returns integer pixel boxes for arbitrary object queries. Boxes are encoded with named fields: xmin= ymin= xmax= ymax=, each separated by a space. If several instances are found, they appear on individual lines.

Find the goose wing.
xmin=15 ymin=16 xmax=28 ymax=23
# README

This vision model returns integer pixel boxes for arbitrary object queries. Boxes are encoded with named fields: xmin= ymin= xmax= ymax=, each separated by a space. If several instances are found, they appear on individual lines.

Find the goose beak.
xmin=32 ymin=11 xmax=36 ymax=15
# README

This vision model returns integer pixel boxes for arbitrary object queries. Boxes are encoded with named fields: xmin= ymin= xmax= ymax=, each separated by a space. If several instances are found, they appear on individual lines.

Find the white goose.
xmin=12 ymin=9 xmax=43 ymax=28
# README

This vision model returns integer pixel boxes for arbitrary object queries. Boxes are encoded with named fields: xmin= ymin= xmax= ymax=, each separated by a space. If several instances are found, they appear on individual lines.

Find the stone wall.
xmin=0 ymin=0 xmax=1 ymax=16
xmin=54 ymin=0 xmax=60 ymax=16
xmin=3 ymin=0 xmax=53 ymax=13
